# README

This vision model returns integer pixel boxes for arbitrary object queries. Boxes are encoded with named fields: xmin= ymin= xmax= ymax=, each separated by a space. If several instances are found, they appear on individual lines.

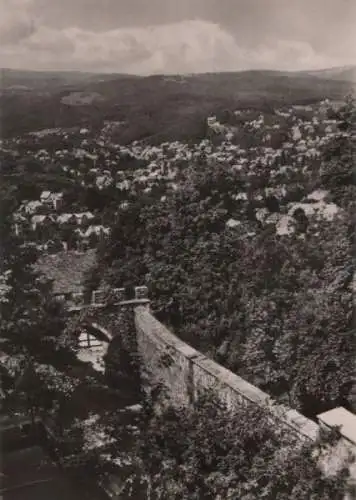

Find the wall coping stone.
xmin=69 ymin=298 xmax=150 ymax=312
xmin=134 ymin=306 xmax=319 ymax=441
xmin=135 ymin=306 xmax=202 ymax=358
xmin=318 ymin=407 xmax=356 ymax=447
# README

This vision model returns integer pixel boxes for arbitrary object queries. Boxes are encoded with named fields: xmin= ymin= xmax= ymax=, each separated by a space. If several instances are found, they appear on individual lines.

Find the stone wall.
xmin=68 ymin=287 xmax=356 ymax=494
xmin=69 ymin=286 xmax=355 ymax=496
xmin=135 ymin=308 xmax=198 ymax=406
xmin=133 ymin=304 xmax=356 ymax=494
xmin=134 ymin=305 xmax=320 ymax=442
xmin=73 ymin=290 xmax=352 ymax=448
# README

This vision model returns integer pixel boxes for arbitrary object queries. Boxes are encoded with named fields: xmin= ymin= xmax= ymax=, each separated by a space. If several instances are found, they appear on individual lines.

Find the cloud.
xmin=0 ymin=0 xmax=37 ymax=45
xmin=0 ymin=16 xmax=354 ymax=74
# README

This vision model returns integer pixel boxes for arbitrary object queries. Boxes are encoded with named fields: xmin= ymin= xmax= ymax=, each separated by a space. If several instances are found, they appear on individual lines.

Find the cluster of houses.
xmin=13 ymin=190 xmax=110 ymax=253
xmin=1 ymin=98 xmax=345 ymax=256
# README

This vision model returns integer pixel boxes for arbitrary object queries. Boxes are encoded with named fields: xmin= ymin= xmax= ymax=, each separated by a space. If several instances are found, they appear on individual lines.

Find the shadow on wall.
xmin=104 ymin=336 xmax=143 ymax=407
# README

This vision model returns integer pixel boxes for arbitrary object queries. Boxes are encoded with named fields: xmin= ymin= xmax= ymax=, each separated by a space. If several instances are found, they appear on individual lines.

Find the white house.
xmin=74 ymin=212 xmax=95 ymax=226
xmin=57 ymin=213 xmax=77 ymax=225
xmin=40 ymin=191 xmax=63 ymax=210
xmin=24 ymin=201 xmax=42 ymax=215
xmin=31 ymin=214 xmax=55 ymax=231
xmin=40 ymin=191 xmax=52 ymax=203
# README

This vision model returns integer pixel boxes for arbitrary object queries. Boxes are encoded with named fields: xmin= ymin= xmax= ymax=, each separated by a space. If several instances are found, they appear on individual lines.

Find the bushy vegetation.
xmin=1 ymin=68 xmax=354 ymax=497
xmin=0 ymin=178 xmax=101 ymax=434
xmin=0 ymin=179 xmax=70 ymax=363
xmin=82 ymin=391 xmax=351 ymax=499
xmin=93 ymin=97 xmax=355 ymax=418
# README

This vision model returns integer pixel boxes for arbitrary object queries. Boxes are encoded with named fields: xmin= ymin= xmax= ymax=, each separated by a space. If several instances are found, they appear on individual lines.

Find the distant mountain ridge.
xmin=0 ymin=68 xmax=136 ymax=92
xmin=1 ymin=66 xmax=354 ymax=141
xmin=301 ymin=65 xmax=356 ymax=82
xmin=1 ymin=66 xmax=355 ymax=88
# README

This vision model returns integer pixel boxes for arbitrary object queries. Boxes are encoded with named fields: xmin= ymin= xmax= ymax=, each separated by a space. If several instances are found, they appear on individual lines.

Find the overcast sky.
xmin=0 ymin=0 xmax=355 ymax=74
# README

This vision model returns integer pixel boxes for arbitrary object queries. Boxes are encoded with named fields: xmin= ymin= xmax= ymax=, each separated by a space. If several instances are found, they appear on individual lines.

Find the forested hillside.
xmin=2 ymin=70 xmax=354 ymax=421
xmin=1 ymin=68 xmax=354 ymax=142
xmin=1 ymin=64 xmax=355 ymax=497
xmin=91 ymin=96 xmax=355 ymax=419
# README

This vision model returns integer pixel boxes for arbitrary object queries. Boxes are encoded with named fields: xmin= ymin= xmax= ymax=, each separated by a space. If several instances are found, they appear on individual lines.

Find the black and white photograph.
xmin=0 ymin=0 xmax=355 ymax=498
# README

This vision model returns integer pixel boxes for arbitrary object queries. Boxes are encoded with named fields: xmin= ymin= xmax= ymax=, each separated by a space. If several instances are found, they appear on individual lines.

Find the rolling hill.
xmin=302 ymin=65 xmax=356 ymax=82
xmin=1 ymin=68 xmax=354 ymax=143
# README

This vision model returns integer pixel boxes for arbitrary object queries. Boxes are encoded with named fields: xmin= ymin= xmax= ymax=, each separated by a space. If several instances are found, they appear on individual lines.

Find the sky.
xmin=0 ymin=0 xmax=355 ymax=74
